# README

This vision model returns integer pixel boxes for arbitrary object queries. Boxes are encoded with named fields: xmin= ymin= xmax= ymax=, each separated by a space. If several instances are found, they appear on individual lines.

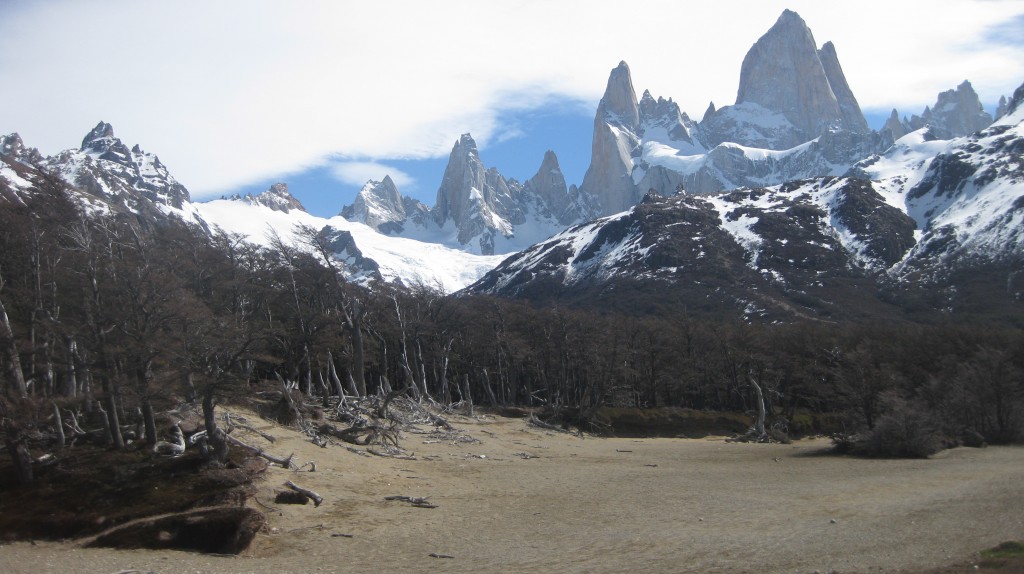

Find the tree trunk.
xmin=203 ymin=385 xmax=229 ymax=464
xmin=183 ymin=370 xmax=196 ymax=403
xmin=52 ymin=402 xmax=65 ymax=452
xmin=462 ymin=374 xmax=474 ymax=417
xmin=481 ymin=369 xmax=499 ymax=406
xmin=105 ymin=392 xmax=125 ymax=448
xmin=63 ymin=336 xmax=77 ymax=398
xmin=350 ymin=300 xmax=366 ymax=397
xmin=748 ymin=373 xmax=767 ymax=439
xmin=0 ymin=290 xmax=28 ymax=399
xmin=142 ymin=399 xmax=157 ymax=446
xmin=326 ymin=351 xmax=344 ymax=397
xmin=4 ymin=436 xmax=33 ymax=486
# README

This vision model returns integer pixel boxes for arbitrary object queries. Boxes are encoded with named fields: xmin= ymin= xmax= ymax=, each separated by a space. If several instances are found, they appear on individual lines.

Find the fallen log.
xmin=285 ymin=480 xmax=323 ymax=507
xmin=367 ymin=447 xmax=416 ymax=460
xmin=225 ymin=414 xmax=277 ymax=443
xmin=527 ymin=415 xmax=565 ymax=432
xmin=384 ymin=495 xmax=437 ymax=509
xmin=225 ymin=434 xmax=294 ymax=469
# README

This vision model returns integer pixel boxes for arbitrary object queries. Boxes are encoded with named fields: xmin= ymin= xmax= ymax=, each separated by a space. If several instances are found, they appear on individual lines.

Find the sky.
xmin=2 ymin=0 xmax=1023 ymax=217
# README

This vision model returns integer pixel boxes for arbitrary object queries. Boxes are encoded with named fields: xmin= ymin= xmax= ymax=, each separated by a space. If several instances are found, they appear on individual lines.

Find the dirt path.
xmin=1 ymin=412 xmax=1022 ymax=573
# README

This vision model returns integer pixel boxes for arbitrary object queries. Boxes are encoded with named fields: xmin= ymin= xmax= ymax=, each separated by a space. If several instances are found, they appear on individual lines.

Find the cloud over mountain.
xmin=1 ymin=0 xmax=1021 ymax=200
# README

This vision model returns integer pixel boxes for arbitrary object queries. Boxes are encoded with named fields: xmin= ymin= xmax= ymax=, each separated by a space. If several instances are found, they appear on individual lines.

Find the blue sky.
xmin=2 ymin=0 xmax=1023 ymax=218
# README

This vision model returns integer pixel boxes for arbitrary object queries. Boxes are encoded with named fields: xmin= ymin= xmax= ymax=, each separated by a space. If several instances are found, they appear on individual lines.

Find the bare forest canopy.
xmin=0 ymin=177 xmax=1022 ymax=490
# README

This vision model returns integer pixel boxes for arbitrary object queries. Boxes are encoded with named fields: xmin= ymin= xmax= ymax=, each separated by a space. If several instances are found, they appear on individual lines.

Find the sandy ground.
xmin=1 ymin=410 xmax=1022 ymax=574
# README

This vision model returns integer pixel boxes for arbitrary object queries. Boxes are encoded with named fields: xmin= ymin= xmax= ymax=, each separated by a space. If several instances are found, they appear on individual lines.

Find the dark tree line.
xmin=2 ymin=182 xmax=1023 ymax=483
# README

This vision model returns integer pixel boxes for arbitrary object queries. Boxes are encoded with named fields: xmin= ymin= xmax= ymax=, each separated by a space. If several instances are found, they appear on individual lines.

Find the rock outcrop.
xmin=882 ymin=109 xmax=910 ymax=140
xmin=523 ymin=149 xmax=572 ymax=222
xmin=242 ymin=182 xmax=306 ymax=213
xmin=909 ymin=80 xmax=993 ymax=137
xmin=47 ymin=122 xmax=191 ymax=209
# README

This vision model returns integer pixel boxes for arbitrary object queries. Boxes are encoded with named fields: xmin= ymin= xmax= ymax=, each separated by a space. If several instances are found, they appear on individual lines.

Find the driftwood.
xmin=318 ymin=421 xmax=398 ymax=447
xmin=224 ymin=413 xmax=276 ymax=443
xmin=225 ymin=434 xmax=295 ymax=468
xmin=368 ymin=447 xmax=416 ymax=460
xmin=285 ymin=480 xmax=323 ymax=507
xmin=527 ymin=414 xmax=565 ymax=432
xmin=425 ymin=411 xmax=453 ymax=430
xmin=384 ymin=495 xmax=437 ymax=509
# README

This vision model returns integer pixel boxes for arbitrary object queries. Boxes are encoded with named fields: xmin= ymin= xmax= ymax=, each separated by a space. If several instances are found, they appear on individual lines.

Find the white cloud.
xmin=1 ymin=0 xmax=1022 ymax=199
xmin=328 ymin=161 xmax=416 ymax=190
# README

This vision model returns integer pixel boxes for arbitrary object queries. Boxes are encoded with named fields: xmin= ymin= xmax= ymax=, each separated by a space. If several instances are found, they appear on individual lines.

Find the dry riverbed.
xmin=1 ymin=410 xmax=1022 ymax=573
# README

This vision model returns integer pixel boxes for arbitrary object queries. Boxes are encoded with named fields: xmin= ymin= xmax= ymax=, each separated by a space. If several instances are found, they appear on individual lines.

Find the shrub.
xmin=854 ymin=393 xmax=944 ymax=458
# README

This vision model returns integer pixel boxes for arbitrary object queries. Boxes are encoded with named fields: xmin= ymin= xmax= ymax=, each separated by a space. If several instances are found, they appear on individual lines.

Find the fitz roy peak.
xmin=575 ymin=10 xmax=885 ymax=220
xmin=727 ymin=9 xmax=869 ymax=146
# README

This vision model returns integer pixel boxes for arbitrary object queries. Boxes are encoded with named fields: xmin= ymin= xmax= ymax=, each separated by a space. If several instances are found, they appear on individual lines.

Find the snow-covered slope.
xmin=195 ymin=198 xmax=505 ymax=292
xmin=852 ymin=91 xmax=1024 ymax=270
xmin=468 ymin=86 xmax=1024 ymax=319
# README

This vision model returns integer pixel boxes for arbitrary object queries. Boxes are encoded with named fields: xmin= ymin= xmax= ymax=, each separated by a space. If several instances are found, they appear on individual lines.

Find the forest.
xmin=1 ymin=178 xmax=1023 ymax=486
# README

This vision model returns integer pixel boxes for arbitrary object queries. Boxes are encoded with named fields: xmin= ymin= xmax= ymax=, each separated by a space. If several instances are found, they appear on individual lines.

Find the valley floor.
xmin=1 ymin=412 xmax=1022 ymax=573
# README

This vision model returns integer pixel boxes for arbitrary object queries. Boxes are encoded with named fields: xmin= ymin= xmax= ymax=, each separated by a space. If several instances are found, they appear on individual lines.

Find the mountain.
xmin=575 ymin=10 xmax=886 ymax=219
xmin=1 ymin=122 xmax=198 ymax=222
xmin=340 ymin=133 xmax=576 ymax=255
xmin=3 ymin=8 xmax=1019 ymax=320
xmin=908 ymin=81 xmax=994 ymax=138
xmin=339 ymin=175 xmax=430 ymax=234
xmin=468 ymin=81 xmax=1024 ymax=322
xmin=854 ymin=82 xmax=1024 ymax=271
xmin=0 ymin=124 xmax=505 ymax=292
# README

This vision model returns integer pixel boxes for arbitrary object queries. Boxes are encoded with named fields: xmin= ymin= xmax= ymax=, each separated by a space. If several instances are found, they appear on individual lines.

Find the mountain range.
xmin=1 ymin=9 xmax=1021 ymax=322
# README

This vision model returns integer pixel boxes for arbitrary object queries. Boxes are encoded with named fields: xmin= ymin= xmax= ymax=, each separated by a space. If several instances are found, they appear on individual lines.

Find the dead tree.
xmin=748 ymin=372 xmax=768 ymax=440
xmin=0 ymin=272 xmax=28 ymax=399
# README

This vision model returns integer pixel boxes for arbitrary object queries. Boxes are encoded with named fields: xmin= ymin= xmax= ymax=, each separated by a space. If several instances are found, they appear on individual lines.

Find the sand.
xmin=1 ymin=410 xmax=1022 ymax=574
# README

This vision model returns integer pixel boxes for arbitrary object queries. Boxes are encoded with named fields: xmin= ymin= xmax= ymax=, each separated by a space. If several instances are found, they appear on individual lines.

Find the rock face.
xmin=342 ymin=176 xmax=411 ymax=233
xmin=733 ymin=10 xmax=854 ymax=144
xmin=882 ymin=109 xmax=910 ymax=140
xmin=818 ymin=41 xmax=869 ymax=133
xmin=1 ymin=133 xmax=42 ymax=164
xmin=995 ymin=95 xmax=1009 ymax=120
xmin=432 ymin=133 xmax=524 ymax=254
xmin=523 ymin=149 xmax=572 ymax=222
xmin=700 ymin=10 xmax=868 ymax=150
xmin=578 ymin=11 xmax=878 ymax=215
